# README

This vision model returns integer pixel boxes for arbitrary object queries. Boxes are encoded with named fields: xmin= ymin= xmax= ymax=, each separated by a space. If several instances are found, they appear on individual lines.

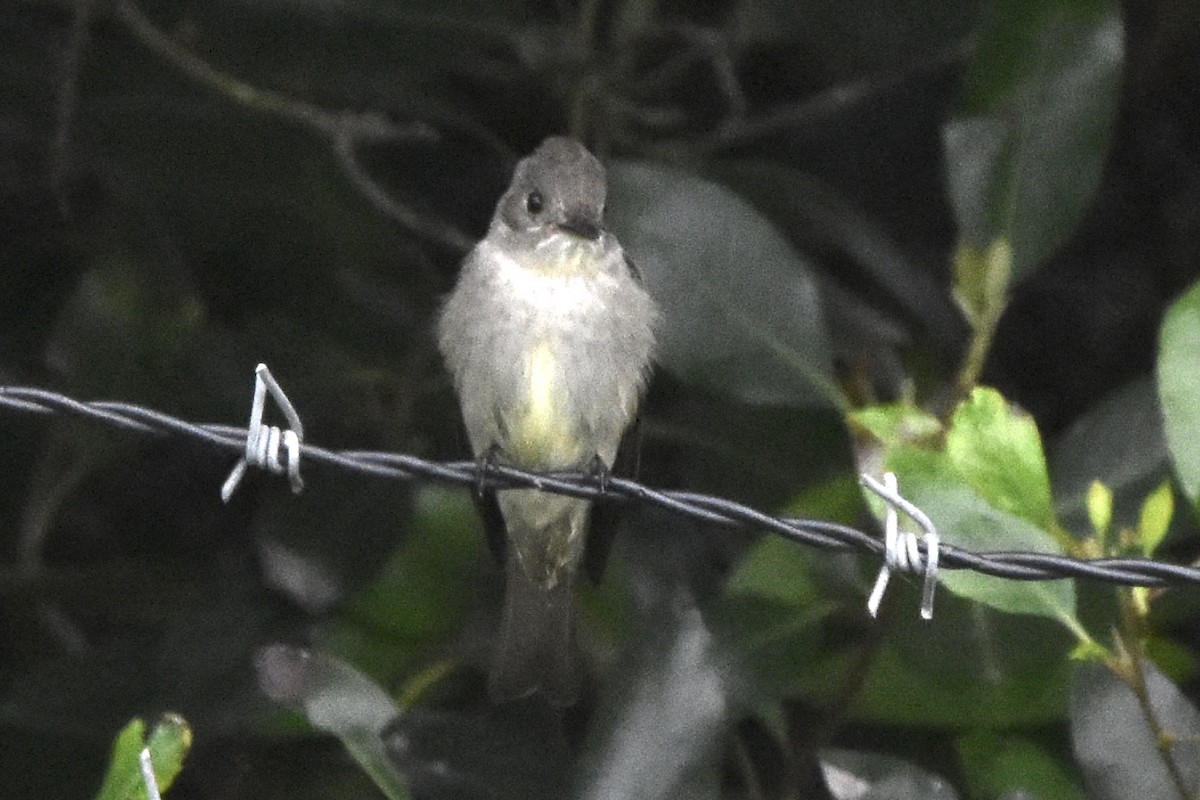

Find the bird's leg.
xmin=475 ymin=443 xmax=507 ymax=564
xmin=582 ymin=454 xmax=618 ymax=583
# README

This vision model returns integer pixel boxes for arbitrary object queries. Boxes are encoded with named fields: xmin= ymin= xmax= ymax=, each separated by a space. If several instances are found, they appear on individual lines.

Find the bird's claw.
xmin=475 ymin=443 xmax=504 ymax=498
xmin=584 ymin=454 xmax=612 ymax=496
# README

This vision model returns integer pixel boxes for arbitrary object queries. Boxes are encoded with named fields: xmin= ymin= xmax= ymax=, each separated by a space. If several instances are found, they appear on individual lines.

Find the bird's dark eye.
xmin=525 ymin=191 xmax=544 ymax=215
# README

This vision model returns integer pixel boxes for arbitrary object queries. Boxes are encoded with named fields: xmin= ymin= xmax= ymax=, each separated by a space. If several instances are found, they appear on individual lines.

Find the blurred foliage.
xmin=3 ymin=0 xmax=1200 ymax=798
xmin=94 ymin=714 xmax=191 ymax=800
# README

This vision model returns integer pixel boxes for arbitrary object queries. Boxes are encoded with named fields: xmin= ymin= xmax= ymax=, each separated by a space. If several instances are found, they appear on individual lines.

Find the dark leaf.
xmin=945 ymin=0 xmax=1124 ymax=281
xmin=1070 ymin=659 xmax=1200 ymax=800
xmin=607 ymin=161 xmax=840 ymax=409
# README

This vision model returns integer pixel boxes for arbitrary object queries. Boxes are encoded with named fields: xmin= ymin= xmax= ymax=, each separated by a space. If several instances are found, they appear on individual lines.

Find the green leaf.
xmin=856 ymin=388 xmax=1083 ymax=632
xmin=952 ymin=239 xmax=1011 ymax=332
xmin=945 ymin=387 xmax=1056 ymax=530
xmin=728 ymin=497 xmax=1078 ymax=730
xmin=606 ymin=161 xmax=841 ymax=409
xmin=1158 ymin=279 xmax=1200 ymax=507
xmin=897 ymin=472 xmax=1077 ymax=628
xmin=957 ymin=731 xmax=1086 ymax=800
xmin=711 ymin=593 xmax=831 ymax=707
xmin=848 ymin=402 xmax=943 ymax=449
xmin=328 ymin=486 xmax=483 ymax=678
xmin=714 ymin=559 xmax=837 ymax=711
xmin=94 ymin=715 xmax=191 ymax=800
xmin=1086 ymin=480 xmax=1113 ymax=538
xmin=820 ymin=599 xmax=1075 ymax=728
xmin=1137 ymin=481 xmax=1174 ymax=557
xmin=724 ymin=535 xmax=825 ymax=606
xmin=1143 ymin=636 xmax=1199 ymax=685
xmin=944 ymin=0 xmax=1123 ymax=282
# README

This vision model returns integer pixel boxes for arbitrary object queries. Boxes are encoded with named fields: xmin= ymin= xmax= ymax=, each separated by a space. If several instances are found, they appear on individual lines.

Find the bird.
xmin=437 ymin=136 xmax=658 ymax=705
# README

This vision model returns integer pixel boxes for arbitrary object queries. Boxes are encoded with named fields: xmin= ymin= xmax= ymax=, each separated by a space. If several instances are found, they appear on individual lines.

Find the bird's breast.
xmin=463 ymin=240 xmax=636 ymax=468
xmin=506 ymin=337 xmax=586 ymax=467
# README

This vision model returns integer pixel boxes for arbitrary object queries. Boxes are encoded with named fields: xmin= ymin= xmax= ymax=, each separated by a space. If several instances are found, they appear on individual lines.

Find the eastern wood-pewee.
xmin=438 ymin=136 xmax=658 ymax=705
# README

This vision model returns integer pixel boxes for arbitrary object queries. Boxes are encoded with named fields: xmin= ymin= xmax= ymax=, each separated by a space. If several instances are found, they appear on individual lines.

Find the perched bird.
xmin=438 ymin=136 xmax=658 ymax=705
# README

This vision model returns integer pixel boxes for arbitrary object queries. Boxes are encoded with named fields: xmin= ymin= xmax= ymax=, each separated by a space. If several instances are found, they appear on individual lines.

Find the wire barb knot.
xmin=220 ymin=364 xmax=305 ymax=502
xmin=861 ymin=472 xmax=940 ymax=620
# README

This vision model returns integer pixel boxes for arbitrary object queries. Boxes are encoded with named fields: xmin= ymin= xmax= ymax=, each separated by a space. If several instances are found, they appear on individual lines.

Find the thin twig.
xmin=678 ymin=40 xmax=971 ymax=154
xmin=112 ymin=0 xmax=472 ymax=253
xmin=50 ymin=0 xmax=97 ymax=213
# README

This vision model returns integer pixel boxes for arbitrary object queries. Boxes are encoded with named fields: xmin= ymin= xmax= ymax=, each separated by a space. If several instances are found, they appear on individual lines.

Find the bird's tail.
xmin=489 ymin=549 xmax=579 ymax=706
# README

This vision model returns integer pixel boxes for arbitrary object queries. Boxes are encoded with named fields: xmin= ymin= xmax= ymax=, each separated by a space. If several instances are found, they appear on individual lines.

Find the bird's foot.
xmin=583 ymin=454 xmax=612 ymax=496
xmin=475 ymin=443 xmax=505 ymax=499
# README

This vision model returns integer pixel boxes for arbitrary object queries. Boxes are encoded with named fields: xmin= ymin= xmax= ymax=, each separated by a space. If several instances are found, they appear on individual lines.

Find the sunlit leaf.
xmin=94 ymin=715 xmax=191 ymax=800
xmin=848 ymin=402 xmax=943 ymax=449
xmin=945 ymin=387 xmax=1056 ymax=530
xmin=857 ymin=388 xmax=1079 ymax=630
xmin=1137 ymin=481 xmax=1174 ymax=557
xmin=893 ymin=468 xmax=1077 ymax=628
xmin=1086 ymin=480 xmax=1113 ymax=539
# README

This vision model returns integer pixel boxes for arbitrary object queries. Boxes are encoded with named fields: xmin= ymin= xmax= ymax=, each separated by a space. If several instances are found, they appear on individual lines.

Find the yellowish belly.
xmin=507 ymin=340 xmax=586 ymax=468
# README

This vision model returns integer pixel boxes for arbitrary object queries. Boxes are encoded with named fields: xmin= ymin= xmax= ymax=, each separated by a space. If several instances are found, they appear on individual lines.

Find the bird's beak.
xmin=557 ymin=214 xmax=601 ymax=240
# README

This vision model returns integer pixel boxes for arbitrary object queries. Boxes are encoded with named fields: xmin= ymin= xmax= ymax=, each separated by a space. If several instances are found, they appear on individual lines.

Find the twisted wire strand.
xmin=2 ymin=385 xmax=1198 ymax=589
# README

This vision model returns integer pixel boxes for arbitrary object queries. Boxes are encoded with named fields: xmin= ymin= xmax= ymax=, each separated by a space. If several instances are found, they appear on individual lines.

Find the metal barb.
xmin=861 ymin=472 xmax=940 ymax=620
xmin=220 ymin=363 xmax=305 ymax=502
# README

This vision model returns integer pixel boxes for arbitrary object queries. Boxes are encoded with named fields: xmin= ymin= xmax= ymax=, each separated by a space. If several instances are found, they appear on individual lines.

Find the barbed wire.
xmin=2 ymin=382 xmax=1200 ymax=596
